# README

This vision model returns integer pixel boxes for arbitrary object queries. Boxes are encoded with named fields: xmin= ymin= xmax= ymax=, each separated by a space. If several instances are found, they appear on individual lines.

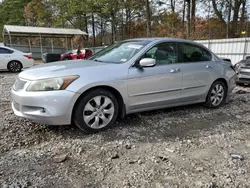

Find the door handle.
xmin=170 ymin=69 xmax=177 ymax=73
xmin=206 ymin=65 xmax=213 ymax=69
xmin=170 ymin=68 xmax=181 ymax=73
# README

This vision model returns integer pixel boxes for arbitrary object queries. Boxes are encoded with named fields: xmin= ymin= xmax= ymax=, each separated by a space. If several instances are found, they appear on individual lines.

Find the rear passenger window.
xmin=179 ymin=43 xmax=212 ymax=63
xmin=0 ymin=48 xmax=13 ymax=54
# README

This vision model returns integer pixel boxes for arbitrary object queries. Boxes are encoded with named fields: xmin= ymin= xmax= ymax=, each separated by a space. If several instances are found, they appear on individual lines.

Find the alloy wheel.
xmin=9 ymin=61 xmax=21 ymax=72
xmin=83 ymin=96 xmax=115 ymax=129
xmin=210 ymin=83 xmax=224 ymax=106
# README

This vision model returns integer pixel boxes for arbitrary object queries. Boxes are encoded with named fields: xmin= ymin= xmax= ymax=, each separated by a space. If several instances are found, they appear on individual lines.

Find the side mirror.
xmin=139 ymin=58 xmax=156 ymax=68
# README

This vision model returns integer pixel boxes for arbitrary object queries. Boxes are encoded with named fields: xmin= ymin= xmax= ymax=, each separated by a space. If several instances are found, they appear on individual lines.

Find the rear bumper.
xmin=226 ymin=74 xmax=237 ymax=103
xmin=22 ymin=59 xmax=35 ymax=68
xmin=228 ymin=74 xmax=237 ymax=92
xmin=236 ymin=74 xmax=250 ymax=85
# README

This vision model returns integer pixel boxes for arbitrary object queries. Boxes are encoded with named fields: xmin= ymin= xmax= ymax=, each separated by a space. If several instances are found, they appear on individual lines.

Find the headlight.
xmin=26 ymin=75 xmax=79 ymax=91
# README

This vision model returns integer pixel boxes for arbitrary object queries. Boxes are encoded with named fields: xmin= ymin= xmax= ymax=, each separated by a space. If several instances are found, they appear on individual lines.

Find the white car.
xmin=0 ymin=46 xmax=34 ymax=72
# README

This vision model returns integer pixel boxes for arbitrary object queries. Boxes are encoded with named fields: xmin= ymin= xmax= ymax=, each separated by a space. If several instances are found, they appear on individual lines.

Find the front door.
xmin=127 ymin=42 xmax=182 ymax=112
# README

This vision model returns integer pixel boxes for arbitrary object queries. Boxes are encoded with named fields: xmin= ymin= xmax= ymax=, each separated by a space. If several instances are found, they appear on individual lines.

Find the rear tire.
xmin=7 ymin=61 xmax=22 ymax=72
xmin=205 ymin=80 xmax=227 ymax=108
xmin=73 ymin=89 xmax=119 ymax=133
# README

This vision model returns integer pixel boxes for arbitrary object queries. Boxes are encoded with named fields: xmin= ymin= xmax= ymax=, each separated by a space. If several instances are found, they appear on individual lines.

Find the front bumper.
xmin=11 ymin=89 xmax=80 ymax=125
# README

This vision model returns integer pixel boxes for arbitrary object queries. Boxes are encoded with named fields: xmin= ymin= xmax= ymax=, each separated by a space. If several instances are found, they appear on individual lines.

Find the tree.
xmin=186 ymin=0 xmax=191 ymax=38
xmin=212 ymin=0 xmax=243 ymax=37
xmin=239 ymin=0 xmax=247 ymax=33
xmin=145 ymin=0 xmax=151 ymax=37
xmin=191 ymin=0 xmax=196 ymax=33
xmin=24 ymin=0 xmax=53 ymax=26
xmin=0 ymin=0 xmax=31 ymax=41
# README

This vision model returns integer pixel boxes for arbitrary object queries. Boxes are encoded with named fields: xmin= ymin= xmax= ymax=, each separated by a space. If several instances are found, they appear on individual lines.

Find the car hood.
xmin=18 ymin=60 xmax=114 ymax=80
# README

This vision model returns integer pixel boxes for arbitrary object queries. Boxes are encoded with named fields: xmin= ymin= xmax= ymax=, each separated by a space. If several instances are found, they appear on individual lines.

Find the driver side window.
xmin=143 ymin=42 xmax=177 ymax=65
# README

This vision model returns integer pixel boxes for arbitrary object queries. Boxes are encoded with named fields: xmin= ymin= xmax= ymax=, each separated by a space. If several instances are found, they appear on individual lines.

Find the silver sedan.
xmin=11 ymin=38 xmax=237 ymax=133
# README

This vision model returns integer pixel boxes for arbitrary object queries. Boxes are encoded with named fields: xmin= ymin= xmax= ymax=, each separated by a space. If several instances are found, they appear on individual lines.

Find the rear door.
xmin=0 ymin=47 xmax=13 ymax=69
xmin=177 ymin=43 xmax=216 ymax=101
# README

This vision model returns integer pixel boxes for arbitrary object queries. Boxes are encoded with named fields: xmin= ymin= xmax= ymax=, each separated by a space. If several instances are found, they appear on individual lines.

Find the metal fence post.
xmin=51 ymin=38 xmax=54 ymax=53
xmin=28 ymin=37 xmax=31 ymax=52
xmin=39 ymin=34 xmax=43 ymax=59
xmin=243 ymin=37 xmax=249 ymax=60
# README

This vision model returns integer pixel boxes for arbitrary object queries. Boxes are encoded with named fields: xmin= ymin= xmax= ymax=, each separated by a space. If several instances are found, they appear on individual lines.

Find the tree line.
xmin=0 ymin=0 xmax=249 ymax=47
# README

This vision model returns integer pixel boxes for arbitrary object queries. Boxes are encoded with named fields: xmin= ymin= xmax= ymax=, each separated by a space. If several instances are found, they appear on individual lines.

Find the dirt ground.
xmin=1 ymin=72 xmax=250 ymax=188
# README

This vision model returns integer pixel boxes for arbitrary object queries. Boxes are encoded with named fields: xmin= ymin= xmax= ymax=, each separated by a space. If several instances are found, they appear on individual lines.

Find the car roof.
xmin=124 ymin=37 xmax=204 ymax=47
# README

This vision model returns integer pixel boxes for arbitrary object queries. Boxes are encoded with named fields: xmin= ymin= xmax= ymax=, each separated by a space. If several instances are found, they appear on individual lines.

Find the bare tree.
xmin=212 ymin=0 xmax=242 ymax=37
xmin=227 ymin=0 xmax=232 ymax=38
xmin=240 ymin=0 xmax=247 ymax=33
xmin=191 ymin=0 xmax=196 ymax=33
xmin=182 ymin=0 xmax=186 ymax=28
xmin=186 ymin=0 xmax=191 ymax=38
xmin=145 ymin=0 xmax=151 ymax=37
xmin=170 ymin=0 xmax=176 ymax=12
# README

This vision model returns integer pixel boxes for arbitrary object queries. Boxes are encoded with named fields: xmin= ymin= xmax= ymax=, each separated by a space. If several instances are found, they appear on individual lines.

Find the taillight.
xmin=233 ymin=63 xmax=241 ymax=73
xmin=24 ymin=55 xmax=33 ymax=59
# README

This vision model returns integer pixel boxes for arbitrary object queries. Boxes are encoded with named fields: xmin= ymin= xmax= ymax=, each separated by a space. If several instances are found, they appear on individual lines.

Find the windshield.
xmin=88 ymin=40 xmax=150 ymax=63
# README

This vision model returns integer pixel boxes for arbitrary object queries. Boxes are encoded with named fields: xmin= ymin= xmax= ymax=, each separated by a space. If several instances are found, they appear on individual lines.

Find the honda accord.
xmin=11 ymin=38 xmax=237 ymax=133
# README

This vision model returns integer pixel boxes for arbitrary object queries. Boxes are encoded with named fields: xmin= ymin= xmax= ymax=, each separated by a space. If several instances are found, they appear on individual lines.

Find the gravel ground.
xmin=1 ymin=72 xmax=250 ymax=188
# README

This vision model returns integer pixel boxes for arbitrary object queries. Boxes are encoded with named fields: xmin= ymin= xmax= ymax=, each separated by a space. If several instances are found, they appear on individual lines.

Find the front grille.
xmin=13 ymin=78 xmax=27 ymax=91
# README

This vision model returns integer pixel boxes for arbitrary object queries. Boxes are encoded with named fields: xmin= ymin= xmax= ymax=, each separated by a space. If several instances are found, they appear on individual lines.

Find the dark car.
xmin=235 ymin=56 xmax=250 ymax=85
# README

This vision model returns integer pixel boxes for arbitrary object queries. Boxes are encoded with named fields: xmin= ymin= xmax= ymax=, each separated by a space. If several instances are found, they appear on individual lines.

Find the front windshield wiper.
xmin=93 ymin=59 xmax=105 ymax=63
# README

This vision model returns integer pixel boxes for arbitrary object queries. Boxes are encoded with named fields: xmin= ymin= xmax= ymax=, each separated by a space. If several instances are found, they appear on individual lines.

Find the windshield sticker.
xmin=120 ymin=59 xmax=127 ymax=62
xmin=127 ymin=44 xmax=143 ymax=49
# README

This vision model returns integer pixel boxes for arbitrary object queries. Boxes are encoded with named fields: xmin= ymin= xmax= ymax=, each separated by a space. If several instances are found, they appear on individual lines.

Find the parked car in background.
xmin=0 ymin=46 xmax=34 ymax=72
xmin=60 ymin=48 xmax=93 ymax=60
xmin=11 ymin=38 xmax=237 ymax=133
xmin=234 ymin=56 xmax=250 ymax=85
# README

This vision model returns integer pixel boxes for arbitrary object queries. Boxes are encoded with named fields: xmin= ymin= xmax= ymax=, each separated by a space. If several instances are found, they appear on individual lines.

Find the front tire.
xmin=205 ymin=80 xmax=227 ymax=108
xmin=73 ymin=89 xmax=119 ymax=133
xmin=7 ymin=61 xmax=22 ymax=72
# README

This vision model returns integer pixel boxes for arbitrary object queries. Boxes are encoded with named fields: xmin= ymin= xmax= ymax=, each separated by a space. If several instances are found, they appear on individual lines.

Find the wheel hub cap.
xmin=210 ymin=84 xmax=224 ymax=106
xmin=10 ymin=62 xmax=21 ymax=72
xmin=83 ymin=96 xmax=114 ymax=129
